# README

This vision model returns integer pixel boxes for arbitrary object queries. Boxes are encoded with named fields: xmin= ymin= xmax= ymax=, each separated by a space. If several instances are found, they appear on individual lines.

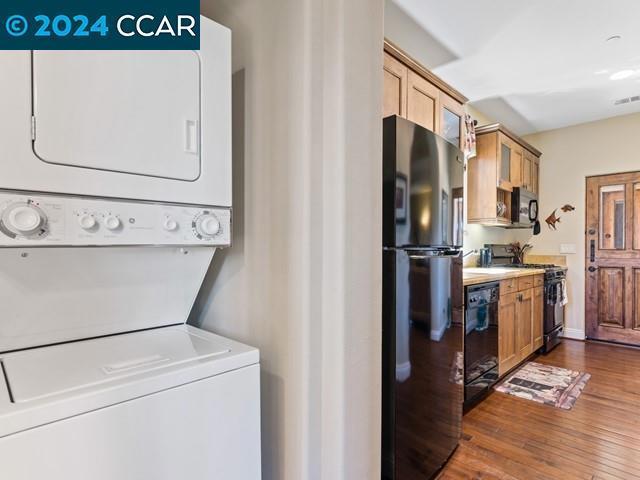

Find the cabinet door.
xmin=532 ymin=156 xmax=540 ymax=195
xmin=499 ymin=292 xmax=518 ymax=376
xmin=439 ymin=92 xmax=465 ymax=149
xmin=532 ymin=286 xmax=544 ymax=350
xmin=406 ymin=70 xmax=439 ymax=133
xmin=523 ymin=150 xmax=538 ymax=193
xmin=511 ymin=142 xmax=524 ymax=188
xmin=516 ymin=288 xmax=534 ymax=360
xmin=383 ymin=52 xmax=407 ymax=118
xmin=497 ymin=133 xmax=513 ymax=191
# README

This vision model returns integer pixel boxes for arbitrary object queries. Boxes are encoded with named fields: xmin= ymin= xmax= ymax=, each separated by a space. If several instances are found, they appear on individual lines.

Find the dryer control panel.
xmin=0 ymin=190 xmax=231 ymax=247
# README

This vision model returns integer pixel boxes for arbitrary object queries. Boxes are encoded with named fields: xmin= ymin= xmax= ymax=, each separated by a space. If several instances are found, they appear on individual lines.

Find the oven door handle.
xmin=528 ymin=199 xmax=538 ymax=222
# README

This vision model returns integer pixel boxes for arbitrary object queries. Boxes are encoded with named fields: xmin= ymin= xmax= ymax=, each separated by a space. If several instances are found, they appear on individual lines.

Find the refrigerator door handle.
xmin=408 ymin=251 xmax=459 ymax=259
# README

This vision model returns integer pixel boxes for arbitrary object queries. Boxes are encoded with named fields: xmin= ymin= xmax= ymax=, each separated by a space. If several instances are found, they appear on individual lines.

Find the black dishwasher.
xmin=464 ymin=282 xmax=499 ymax=406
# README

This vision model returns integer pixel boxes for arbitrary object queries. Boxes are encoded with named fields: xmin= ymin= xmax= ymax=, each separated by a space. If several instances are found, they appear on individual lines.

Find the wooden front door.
xmin=586 ymin=171 xmax=640 ymax=344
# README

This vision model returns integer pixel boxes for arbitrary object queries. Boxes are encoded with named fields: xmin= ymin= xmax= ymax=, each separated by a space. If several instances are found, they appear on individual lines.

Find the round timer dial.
xmin=193 ymin=213 xmax=221 ymax=239
xmin=0 ymin=202 xmax=48 ymax=239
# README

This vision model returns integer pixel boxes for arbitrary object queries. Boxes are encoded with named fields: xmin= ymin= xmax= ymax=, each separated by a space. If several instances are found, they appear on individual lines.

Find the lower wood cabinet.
xmin=498 ymin=275 xmax=544 ymax=377
xmin=498 ymin=292 xmax=518 ymax=376
xmin=516 ymin=288 xmax=533 ymax=360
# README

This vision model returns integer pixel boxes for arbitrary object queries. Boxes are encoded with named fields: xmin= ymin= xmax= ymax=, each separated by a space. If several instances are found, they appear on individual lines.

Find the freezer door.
xmin=383 ymin=116 xmax=465 ymax=248
xmin=382 ymin=249 xmax=463 ymax=479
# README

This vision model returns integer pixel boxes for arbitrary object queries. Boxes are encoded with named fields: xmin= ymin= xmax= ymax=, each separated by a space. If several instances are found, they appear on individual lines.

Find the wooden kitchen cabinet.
xmin=439 ymin=92 xmax=465 ymax=148
xmin=383 ymin=52 xmax=407 ymax=118
xmin=497 ymin=134 xmax=515 ymax=191
xmin=516 ymin=288 xmax=533 ymax=360
xmin=498 ymin=292 xmax=518 ymax=376
xmin=406 ymin=69 xmax=439 ymax=133
xmin=498 ymin=274 xmax=545 ymax=376
xmin=533 ymin=285 xmax=544 ymax=350
xmin=469 ymin=124 xmax=542 ymax=226
xmin=530 ymin=155 xmax=540 ymax=195
xmin=510 ymin=140 xmax=524 ymax=190
xmin=382 ymin=40 xmax=468 ymax=149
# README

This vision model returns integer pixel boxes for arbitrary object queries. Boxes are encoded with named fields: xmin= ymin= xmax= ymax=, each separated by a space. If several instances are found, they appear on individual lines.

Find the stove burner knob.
xmin=1 ymin=203 xmax=47 ymax=237
xmin=78 ymin=214 xmax=97 ymax=230
xmin=104 ymin=215 xmax=121 ymax=231
xmin=195 ymin=214 xmax=220 ymax=238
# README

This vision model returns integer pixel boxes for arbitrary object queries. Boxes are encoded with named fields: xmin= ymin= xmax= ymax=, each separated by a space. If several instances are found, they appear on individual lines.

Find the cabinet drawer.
xmin=517 ymin=275 xmax=534 ymax=291
xmin=533 ymin=274 xmax=544 ymax=288
xmin=500 ymin=278 xmax=517 ymax=295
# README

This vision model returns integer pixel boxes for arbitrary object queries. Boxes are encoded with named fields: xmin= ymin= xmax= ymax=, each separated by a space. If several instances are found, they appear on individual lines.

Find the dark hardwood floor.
xmin=440 ymin=339 xmax=640 ymax=480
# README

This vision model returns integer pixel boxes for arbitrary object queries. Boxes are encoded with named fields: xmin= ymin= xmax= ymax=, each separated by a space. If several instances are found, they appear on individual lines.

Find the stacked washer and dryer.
xmin=0 ymin=17 xmax=261 ymax=479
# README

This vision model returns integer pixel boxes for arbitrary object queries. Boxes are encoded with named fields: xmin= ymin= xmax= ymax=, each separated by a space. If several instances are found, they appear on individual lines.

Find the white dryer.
xmin=0 ymin=16 xmax=261 ymax=480
xmin=0 ymin=16 xmax=230 ymax=207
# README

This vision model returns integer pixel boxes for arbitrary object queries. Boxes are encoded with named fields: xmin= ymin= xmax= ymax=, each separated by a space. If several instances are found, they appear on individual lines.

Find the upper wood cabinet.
xmin=383 ymin=52 xmax=407 ymax=118
xmin=468 ymin=123 xmax=542 ymax=225
xmin=406 ymin=69 xmax=439 ymax=132
xmin=382 ymin=41 xmax=467 ymax=149
xmin=522 ymin=150 xmax=540 ymax=195
xmin=440 ymin=92 xmax=465 ymax=149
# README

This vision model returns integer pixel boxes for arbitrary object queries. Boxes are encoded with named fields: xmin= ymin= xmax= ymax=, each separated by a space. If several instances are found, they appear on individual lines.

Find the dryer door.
xmin=32 ymin=50 xmax=201 ymax=181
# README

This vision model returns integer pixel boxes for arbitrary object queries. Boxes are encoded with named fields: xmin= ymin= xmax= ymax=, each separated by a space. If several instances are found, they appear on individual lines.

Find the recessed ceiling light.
xmin=610 ymin=69 xmax=635 ymax=80
xmin=606 ymin=35 xmax=622 ymax=42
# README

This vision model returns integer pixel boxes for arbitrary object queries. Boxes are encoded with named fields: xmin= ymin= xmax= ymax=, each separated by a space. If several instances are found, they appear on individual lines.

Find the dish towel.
xmin=560 ymin=279 xmax=568 ymax=306
xmin=464 ymin=114 xmax=477 ymax=160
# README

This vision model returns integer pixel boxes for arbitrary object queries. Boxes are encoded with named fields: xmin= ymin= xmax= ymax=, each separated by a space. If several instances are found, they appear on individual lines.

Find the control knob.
xmin=195 ymin=213 xmax=221 ymax=238
xmin=78 ymin=214 xmax=97 ymax=230
xmin=104 ymin=215 xmax=121 ymax=231
xmin=1 ymin=202 xmax=47 ymax=238
xmin=163 ymin=218 xmax=179 ymax=232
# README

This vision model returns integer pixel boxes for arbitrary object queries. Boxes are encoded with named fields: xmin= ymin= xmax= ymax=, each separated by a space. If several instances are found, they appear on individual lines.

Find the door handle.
xmin=590 ymin=239 xmax=595 ymax=263
xmin=588 ymin=266 xmax=597 ymax=273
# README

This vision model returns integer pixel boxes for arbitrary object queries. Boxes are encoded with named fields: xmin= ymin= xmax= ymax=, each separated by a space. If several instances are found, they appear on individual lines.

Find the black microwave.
xmin=511 ymin=188 xmax=538 ymax=227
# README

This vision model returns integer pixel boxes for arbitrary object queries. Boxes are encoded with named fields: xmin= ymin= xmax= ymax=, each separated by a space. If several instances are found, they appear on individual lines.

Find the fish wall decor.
xmin=545 ymin=204 xmax=576 ymax=230
xmin=545 ymin=209 xmax=561 ymax=230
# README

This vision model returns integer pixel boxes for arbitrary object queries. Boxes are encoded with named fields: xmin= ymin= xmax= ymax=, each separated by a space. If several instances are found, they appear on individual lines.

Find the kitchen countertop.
xmin=463 ymin=267 xmax=546 ymax=286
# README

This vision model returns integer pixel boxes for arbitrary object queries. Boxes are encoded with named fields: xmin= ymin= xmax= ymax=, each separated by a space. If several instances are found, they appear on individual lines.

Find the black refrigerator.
xmin=382 ymin=116 xmax=464 ymax=480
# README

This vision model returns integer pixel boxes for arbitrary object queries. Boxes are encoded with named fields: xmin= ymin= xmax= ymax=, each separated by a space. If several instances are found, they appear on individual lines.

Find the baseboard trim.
xmin=431 ymin=324 xmax=446 ymax=342
xmin=562 ymin=328 xmax=585 ymax=340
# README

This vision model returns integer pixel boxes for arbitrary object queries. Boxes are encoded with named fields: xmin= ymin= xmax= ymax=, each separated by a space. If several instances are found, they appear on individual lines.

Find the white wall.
xmin=384 ymin=0 xmax=456 ymax=70
xmin=525 ymin=112 xmax=640 ymax=339
xmin=194 ymin=2 xmax=383 ymax=479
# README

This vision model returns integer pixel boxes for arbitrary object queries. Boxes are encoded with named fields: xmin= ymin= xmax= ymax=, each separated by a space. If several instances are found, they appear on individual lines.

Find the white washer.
xmin=0 ymin=16 xmax=260 ymax=479
xmin=0 ymin=325 xmax=261 ymax=480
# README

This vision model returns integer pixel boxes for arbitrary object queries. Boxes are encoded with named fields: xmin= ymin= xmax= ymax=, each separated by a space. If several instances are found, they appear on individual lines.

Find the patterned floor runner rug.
xmin=495 ymin=361 xmax=590 ymax=410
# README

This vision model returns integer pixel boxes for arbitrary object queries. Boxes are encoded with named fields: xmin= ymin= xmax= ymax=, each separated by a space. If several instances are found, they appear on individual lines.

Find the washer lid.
xmin=2 ymin=326 xmax=253 ymax=404
xmin=32 ymin=50 xmax=202 ymax=181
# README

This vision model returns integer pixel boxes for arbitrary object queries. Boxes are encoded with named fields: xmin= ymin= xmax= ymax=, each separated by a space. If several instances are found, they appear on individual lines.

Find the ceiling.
xmin=392 ymin=0 xmax=640 ymax=134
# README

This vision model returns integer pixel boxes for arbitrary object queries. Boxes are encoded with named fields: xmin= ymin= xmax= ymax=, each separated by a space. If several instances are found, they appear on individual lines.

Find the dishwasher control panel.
xmin=0 ymin=190 xmax=231 ymax=247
